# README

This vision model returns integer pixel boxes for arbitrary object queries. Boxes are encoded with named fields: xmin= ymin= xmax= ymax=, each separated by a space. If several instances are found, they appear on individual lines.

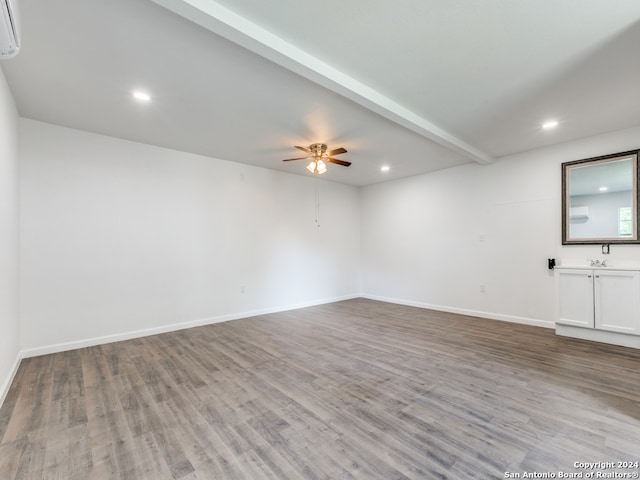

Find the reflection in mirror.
xmin=562 ymin=151 xmax=639 ymax=244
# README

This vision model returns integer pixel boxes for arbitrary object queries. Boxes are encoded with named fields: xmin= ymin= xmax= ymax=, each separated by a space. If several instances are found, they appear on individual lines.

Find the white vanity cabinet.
xmin=594 ymin=270 xmax=640 ymax=334
xmin=555 ymin=267 xmax=640 ymax=348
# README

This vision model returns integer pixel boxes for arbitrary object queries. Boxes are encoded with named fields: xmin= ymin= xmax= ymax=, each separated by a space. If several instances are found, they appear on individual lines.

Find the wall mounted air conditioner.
xmin=0 ymin=0 xmax=20 ymax=58
xmin=569 ymin=206 xmax=589 ymax=220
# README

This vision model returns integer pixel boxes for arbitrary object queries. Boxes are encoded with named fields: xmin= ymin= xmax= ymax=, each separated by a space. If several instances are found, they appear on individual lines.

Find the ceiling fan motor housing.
xmin=309 ymin=143 xmax=328 ymax=157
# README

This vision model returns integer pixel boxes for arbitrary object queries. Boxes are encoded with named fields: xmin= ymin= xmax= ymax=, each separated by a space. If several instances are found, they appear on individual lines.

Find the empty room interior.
xmin=1 ymin=0 xmax=640 ymax=478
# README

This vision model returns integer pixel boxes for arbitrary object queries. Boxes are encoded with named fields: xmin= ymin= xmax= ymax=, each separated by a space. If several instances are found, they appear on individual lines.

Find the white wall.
xmin=0 ymin=66 xmax=20 ymax=405
xmin=20 ymin=119 xmax=361 ymax=355
xmin=361 ymin=125 xmax=640 ymax=327
xmin=15 ymin=115 xmax=640 ymax=359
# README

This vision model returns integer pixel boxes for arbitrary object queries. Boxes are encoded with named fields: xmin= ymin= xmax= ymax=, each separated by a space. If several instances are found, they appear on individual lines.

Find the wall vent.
xmin=0 ymin=0 xmax=20 ymax=59
xmin=569 ymin=206 xmax=589 ymax=220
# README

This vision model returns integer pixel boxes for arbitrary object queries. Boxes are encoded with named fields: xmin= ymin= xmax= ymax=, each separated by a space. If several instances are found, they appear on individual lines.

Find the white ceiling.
xmin=2 ymin=0 xmax=640 ymax=186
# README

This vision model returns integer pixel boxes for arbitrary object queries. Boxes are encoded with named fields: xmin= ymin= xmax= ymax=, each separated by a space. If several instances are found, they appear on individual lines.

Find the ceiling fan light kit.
xmin=283 ymin=143 xmax=351 ymax=175
xmin=306 ymin=159 xmax=327 ymax=174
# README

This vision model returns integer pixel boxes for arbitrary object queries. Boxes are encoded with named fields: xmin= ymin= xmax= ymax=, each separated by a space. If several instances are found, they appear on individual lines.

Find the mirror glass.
xmin=562 ymin=151 xmax=639 ymax=244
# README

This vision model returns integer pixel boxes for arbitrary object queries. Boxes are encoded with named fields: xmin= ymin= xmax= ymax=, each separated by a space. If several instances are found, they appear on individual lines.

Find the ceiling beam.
xmin=152 ymin=0 xmax=493 ymax=165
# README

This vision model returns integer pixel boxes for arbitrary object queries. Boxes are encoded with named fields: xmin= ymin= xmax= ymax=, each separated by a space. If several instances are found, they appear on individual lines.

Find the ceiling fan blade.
xmin=327 ymin=147 xmax=347 ymax=156
xmin=327 ymin=157 xmax=351 ymax=167
xmin=282 ymin=157 xmax=310 ymax=162
xmin=295 ymin=145 xmax=311 ymax=154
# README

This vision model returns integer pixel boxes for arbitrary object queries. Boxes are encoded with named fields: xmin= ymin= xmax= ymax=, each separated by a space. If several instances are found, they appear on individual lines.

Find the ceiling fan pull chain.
xmin=315 ymin=179 xmax=321 ymax=228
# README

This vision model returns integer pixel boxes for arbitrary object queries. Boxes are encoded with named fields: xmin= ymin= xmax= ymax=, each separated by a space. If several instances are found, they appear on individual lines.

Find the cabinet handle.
xmin=587 ymin=275 xmax=592 ymax=278
xmin=595 ymin=275 xmax=600 ymax=278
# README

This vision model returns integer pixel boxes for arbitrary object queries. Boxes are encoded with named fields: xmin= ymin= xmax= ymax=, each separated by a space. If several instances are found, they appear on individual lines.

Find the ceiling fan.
xmin=282 ymin=143 xmax=351 ymax=174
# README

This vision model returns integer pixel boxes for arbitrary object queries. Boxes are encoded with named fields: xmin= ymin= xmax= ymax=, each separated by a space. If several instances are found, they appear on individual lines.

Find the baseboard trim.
xmin=361 ymin=294 xmax=555 ymax=329
xmin=18 ymin=292 xmax=553 ymax=360
xmin=0 ymin=351 xmax=23 ymax=409
xmin=21 ymin=294 xmax=360 ymax=359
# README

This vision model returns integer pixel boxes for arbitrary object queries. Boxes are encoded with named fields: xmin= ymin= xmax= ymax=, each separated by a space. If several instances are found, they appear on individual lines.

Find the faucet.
xmin=587 ymin=259 xmax=607 ymax=267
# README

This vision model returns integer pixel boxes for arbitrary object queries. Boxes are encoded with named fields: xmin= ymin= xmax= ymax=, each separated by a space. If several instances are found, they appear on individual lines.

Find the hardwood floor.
xmin=1 ymin=298 xmax=639 ymax=479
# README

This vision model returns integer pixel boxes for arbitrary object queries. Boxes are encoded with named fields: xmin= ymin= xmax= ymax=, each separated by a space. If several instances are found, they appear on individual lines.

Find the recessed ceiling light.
xmin=542 ymin=120 xmax=558 ymax=130
xmin=599 ymin=186 xmax=608 ymax=192
xmin=381 ymin=165 xmax=390 ymax=172
xmin=132 ymin=91 xmax=151 ymax=102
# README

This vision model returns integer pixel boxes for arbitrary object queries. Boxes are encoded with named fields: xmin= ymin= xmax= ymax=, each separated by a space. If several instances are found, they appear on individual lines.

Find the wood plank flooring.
xmin=1 ymin=298 xmax=639 ymax=479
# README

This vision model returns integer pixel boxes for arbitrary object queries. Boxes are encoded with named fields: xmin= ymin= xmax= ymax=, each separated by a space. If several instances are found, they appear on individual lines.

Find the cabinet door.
xmin=594 ymin=270 xmax=640 ymax=334
xmin=556 ymin=269 xmax=594 ymax=328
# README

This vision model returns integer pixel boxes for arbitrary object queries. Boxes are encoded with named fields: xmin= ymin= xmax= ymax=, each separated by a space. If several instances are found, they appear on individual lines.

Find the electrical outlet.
xmin=480 ymin=284 xmax=486 ymax=293
xmin=240 ymin=285 xmax=245 ymax=294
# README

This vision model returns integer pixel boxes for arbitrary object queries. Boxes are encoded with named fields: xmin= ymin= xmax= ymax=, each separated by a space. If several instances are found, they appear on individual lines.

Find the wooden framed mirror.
xmin=562 ymin=149 xmax=640 ymax=244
